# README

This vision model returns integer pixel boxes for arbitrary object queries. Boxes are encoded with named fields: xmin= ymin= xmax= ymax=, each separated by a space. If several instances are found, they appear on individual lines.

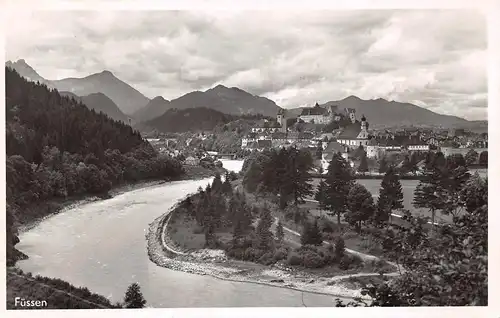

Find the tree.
xmin=334 ymin=236 xmax=345 ymax=260
xmin=464 ymin=148 xmax=478 ymax=166
xmin=358 ymin=151 xmax=368 ymax=174
xmin=479 ymin=151 xmax=488 ymax=167
xmin=412 ymin=166 xmax=445 ymax=233
xmin=346 ymin=183 xmax=375 ymax=232
xmin=375 ymin=167 xmax=404 ymax=226
xmin=221 ymin=172 xmax=232 ymax=194
xmin=324 ymin=153 xmax=353 ymax=224
xmin=314 ymin=179 xmax=328 ymax=213
xmin=378 ymin=155 xmax=388 ymax=174
xmin=301 ymin=219 xmax=323 ymax=246
xmin=124 ymin=283 xmax=147 ymax=308
xmin=275 ymin=220 xmax=285 ymax=244
xmin=315 ymin=143 xmax=323 ymax=160
xmin=255 ymin=207 xmax=274 ymax=250
xmin=460 ymin=172 xmax=487 ymax=213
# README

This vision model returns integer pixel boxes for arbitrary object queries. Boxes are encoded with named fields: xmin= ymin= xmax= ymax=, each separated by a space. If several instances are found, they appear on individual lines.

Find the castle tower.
xmin=345 ymin=108 xmax=356 ymax=124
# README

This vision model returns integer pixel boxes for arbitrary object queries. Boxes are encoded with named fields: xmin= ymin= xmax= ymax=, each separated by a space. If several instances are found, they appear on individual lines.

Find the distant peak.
xmin=17 ymin=59 xmax=27 ymax=64
xmin=345 ymin=95 xmax=361 ymax=100
xmin=100 ymin=70 xmax=114 ymax=76
xmin=152 ymin=96 xmax=167 ymax=102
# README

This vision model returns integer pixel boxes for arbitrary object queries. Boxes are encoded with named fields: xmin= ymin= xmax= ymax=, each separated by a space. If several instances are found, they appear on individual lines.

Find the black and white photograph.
xmin=2 ymin=0 xmax=494 ymax=314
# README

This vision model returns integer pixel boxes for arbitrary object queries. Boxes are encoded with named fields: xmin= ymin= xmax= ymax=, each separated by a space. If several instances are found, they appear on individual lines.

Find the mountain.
xmin=5 ymin=59 xmax=52 ymax=86
xmin=144 ymin=84 xmax=282 ymax=118
xmin=51 ymin=70 xmax=150 ymax=115
xmin=5 ymin=60 xmax=150 ymax=115
xmin=58 ymin=91 xmax=130 ymax=123
xmin=144 ymin=107 xmax=236 ymax=133
xmin=289 ymin=95 xmax=480 ymax=128
xmin=131 ymin=96 xmax=171 ymax=122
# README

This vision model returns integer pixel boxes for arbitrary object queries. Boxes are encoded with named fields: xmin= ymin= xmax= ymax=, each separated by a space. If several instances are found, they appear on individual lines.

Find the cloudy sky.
xmin=6 ymin=9 xmax=487 ymax=120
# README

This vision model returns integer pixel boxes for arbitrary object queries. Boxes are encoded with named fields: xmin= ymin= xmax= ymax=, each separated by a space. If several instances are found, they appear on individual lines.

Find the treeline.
xmin=242 ymin=147 xmax=314 ymax=209
xmin=5 ymin=68 xmax=184 ymax=266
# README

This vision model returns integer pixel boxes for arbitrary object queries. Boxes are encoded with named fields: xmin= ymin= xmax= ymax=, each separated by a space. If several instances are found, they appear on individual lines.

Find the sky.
xmin=5 ymin=10 xmax=488 ymax=120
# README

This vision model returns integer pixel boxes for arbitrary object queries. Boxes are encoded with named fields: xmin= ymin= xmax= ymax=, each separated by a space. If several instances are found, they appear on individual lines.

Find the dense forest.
xmin=5 ymin=67 xmax=184 ymax=266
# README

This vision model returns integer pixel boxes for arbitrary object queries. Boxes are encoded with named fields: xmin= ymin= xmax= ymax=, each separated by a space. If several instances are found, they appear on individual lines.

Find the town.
xmin=146 ymin=103 xmax=488 ymax=176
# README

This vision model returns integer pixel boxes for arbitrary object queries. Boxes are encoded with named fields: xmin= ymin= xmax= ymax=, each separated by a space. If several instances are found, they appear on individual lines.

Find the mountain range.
xmin=5 ymin=59 xmax=149 ymax=115
xmin=5 ymin=59 xmax=487 ymax=129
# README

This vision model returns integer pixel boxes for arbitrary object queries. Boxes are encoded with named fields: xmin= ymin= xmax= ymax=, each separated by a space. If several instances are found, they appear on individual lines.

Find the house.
xmin=299 ymin=103 xmax=337 ymax=124
xmin=185 ymin=156 xmax=200 ymax=166
xmin=321 ymin=141 xmax=349 ymax=173
xmin=336 ymin=115 xmax=371 ymax=149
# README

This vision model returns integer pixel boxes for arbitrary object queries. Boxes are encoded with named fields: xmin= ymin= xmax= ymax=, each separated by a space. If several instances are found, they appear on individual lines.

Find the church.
xmin=336 ymin=114 xmax=371 ymax=149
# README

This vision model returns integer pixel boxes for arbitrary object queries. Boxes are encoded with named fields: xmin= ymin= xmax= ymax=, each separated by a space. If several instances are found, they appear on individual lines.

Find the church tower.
xmin=277 ymin=108 xmax=287 ymax=133
xmin=361 ymin=114 xmax=369 ymax=131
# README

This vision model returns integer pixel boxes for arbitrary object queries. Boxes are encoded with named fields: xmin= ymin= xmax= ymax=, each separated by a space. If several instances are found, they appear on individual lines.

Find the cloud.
xmin=5 ymin=9 xmax=487 ymax=120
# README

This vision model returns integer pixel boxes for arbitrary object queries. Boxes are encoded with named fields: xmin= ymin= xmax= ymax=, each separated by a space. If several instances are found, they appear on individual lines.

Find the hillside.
xmin=132 ymin=96 xmax=171 ymax=122
xmin=6 ymin=59 xmax=150 ymax=115
xmin=5 ymin=67 xmax=184 ymax=266
xmin=51 ymin=70 xmax=150 ymax=115
xmin=154 ymin=84 xmax=281 ymax=118
xmin=144 ymin=107 xmax=235 ymax=133
xmin=59 ymin=91 xmax=130 ymax=123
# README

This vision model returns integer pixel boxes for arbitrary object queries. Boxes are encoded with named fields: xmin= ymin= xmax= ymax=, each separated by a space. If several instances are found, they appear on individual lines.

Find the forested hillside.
xmin=5 ymin=68 xmax=184 ymax=266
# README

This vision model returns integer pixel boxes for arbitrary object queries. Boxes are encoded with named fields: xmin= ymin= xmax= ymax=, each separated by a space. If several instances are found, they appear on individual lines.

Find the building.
xmin=337 ymin=115 xmax=370 ymax=149
xmin=298 ymin=103 xmax=337 ymax=124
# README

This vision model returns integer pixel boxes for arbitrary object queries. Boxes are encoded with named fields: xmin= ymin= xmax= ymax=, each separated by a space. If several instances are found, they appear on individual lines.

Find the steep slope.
xmin=5 ymin=59 xmax=52 ymax=86
xmin=6 ymin=59 xmax=150 ymax=114
xmin=320 ymin=96 xmax=470 ymax=128
xmin=163 ymin=84 xmax=282 ymax=117
xmin=144 ymin=107 xmax=235 ymax=133
xmin=51 ymin=70 xmax=150 ymax=115
xmin=58 ymin=91 xmax=130 ymax=123
xmin=132 ymin=96 xmax=171 ymax=122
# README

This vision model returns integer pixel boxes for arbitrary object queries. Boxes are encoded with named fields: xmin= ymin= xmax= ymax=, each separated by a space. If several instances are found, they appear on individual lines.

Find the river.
xmin=16 ymin=160 xmax=337 ymax=307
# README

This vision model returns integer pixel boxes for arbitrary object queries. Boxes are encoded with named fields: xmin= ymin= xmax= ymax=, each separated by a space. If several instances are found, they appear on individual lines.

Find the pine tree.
xmin=464 ymin=148 xmax=478 ymax=166
xmin=315 ymin=179 xmax=328 ymax=213
xmin=275 ymin=220 xmax=285 ymax=244
xmin=124 ymin=283 xmax=147 ymax=308
xmin=413 ymin=166 xmax=445 ymax=233
xmin=221 ymin=171 xmax=232 ymax=194
xmin=479 ymin=151 xmax=488 ymax=167
xmin=346 ymin=183 xmax=375 ymax=232
xmin=334 ymin=236 xmax=345 ymax=260
xmin=212 ymin=172 xmax=223 ymax=192
xmin=378 ymin=155 xmax=388 ymax=174
xmin=301 ymin=219 xmax=323 ymax=246
xmin=358 ymin=151 xmax=368 ymax=174
xmin=375 ymin=167 xmax=404 ymax=226
xmin=324 ymin=152 xmax=353 ymax=224
xmin=256 ymin=207 xmax=274 ymax=250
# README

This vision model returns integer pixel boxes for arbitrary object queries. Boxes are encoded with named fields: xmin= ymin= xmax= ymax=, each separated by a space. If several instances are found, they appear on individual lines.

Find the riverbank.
xmin=18 ymin=164 xmax=220 ymax=235
xmin=146 ymin=199 xmax=386 ymax=301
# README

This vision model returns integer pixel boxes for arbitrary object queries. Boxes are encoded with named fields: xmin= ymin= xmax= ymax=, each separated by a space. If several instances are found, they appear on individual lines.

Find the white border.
xmin=1 ymin=0 xmax=498 ymax=317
